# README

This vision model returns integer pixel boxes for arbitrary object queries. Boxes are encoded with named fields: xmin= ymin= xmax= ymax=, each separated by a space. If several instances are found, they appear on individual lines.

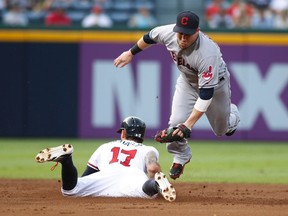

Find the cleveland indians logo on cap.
xmin=181 ymin=17 xmax=189 ymax=26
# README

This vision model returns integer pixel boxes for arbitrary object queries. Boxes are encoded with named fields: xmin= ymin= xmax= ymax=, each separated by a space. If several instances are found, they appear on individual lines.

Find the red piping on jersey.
xmin=87 ymin=162 xmax=99 ymax=170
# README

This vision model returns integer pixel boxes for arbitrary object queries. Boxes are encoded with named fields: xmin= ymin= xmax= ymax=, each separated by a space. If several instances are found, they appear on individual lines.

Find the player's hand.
xmin=172 ymin=123 xmax=190 ymax=138
xmin=154 ymin=124 xmax=191 ymax=143
xmin=172 ymin=127 xmax=183 ymax=137
xmin=146 ymin=163 xmax=161 ymax=178
xmin=114 ymin=51 xmax=133 ymax=68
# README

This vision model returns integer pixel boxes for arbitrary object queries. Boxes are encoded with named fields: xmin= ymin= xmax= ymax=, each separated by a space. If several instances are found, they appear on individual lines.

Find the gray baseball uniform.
xmin=149 ymin=24 xmax=240 ymax=165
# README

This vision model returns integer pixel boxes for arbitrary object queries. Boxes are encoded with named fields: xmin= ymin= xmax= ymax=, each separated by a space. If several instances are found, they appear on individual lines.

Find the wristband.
xmin=194 ymin=98 xmax=212 ymax=112
xmin=130 ymin=44 xmax=142 ymax=55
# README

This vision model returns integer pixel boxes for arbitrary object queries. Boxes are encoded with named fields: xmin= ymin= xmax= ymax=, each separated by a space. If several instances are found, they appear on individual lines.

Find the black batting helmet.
xmin=117 ymin=116 xmax=146 ymax=142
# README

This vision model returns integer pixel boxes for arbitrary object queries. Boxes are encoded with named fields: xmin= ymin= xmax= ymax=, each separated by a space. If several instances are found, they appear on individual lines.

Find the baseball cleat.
xmin=169 ymin=159 xmax=190 ymax=180
xmin=225 ymin=129 xmax=237 ymax=136
xmin=35 ymin=144 xmax=73 ymax=163
xmin=155 ymin=172 xmax=176 ymax=202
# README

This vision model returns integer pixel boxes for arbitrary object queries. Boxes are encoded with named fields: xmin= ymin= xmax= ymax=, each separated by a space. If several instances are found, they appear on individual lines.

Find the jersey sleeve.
xmin=149 ymin=24 xmax=175 ymax=45
xmin=86 ymin=144 xmax=105 ymax=170
xmin=197 ymin=55 xmax=220 ymax=88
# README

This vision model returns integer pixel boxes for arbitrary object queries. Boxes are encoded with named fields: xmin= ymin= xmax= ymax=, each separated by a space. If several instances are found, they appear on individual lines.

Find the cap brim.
xmin=173 ymin=25 xmax=197 ymax=35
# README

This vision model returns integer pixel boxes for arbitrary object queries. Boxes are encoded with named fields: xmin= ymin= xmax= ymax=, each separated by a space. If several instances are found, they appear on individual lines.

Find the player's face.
xmin=176 ymin=32 xmax=198 ymax=49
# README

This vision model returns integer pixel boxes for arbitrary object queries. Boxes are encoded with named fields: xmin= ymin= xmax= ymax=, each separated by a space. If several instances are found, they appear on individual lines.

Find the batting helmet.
xmin=117 ymin=116 xmax=146 ymax=142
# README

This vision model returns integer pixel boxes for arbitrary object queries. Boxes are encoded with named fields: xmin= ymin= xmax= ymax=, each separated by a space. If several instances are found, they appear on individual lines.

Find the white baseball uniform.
xmin=61 ymin=140 xmax=159 ymax=198
xmin=149 ymin=24 xmax=240 ymax=164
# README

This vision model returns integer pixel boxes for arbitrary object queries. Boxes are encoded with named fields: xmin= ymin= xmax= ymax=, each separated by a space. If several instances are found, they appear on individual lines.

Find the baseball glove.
xmin=154 ymin=124 xmax=191 ymax=143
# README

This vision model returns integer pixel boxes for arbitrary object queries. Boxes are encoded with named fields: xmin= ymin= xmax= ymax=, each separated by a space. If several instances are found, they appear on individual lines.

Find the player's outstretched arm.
xmin=145 ymin=151 xmax=161 ymax=178
xmin=113 ymin=50 xmax=133 ymax=68
xmin=114 ymin=37 xmax=152 ymax=68
xmin=171 ymin=103 xmax=208 ymax=138
xmin=174 ymin=88 xmax=214 ymax=137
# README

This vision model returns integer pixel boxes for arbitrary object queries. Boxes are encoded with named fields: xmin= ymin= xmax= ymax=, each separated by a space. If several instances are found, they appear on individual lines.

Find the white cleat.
xmin=155 ymin=172 xmax=176 ymax=202
xmin=35 ymin=144 xmax=73 ymax=163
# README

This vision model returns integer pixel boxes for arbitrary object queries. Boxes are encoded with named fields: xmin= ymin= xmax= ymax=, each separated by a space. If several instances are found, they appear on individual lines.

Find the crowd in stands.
xmin=204 ymin=0 xmax=288 ymax=30
xmin=1 ymin=0 xmax=288 ymax=30
xmin=0 ymin=0 xmax=157 ymax=28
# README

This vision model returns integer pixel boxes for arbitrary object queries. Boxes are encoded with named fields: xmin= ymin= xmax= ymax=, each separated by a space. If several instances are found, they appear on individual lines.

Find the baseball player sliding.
xmin=35 ymin=116 xmax=176 ymax=202
xmin=114 ymin=11 xmax=240 ymax=180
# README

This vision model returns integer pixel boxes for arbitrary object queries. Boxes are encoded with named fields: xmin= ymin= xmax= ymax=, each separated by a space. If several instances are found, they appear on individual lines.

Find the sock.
xmin=142 ymin=179 xmax=158 ymax=196
xmin=60 ymin=156 xmax=78 ymax=190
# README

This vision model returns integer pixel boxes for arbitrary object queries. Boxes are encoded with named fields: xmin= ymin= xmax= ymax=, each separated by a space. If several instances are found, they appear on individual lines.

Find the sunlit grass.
xmin=0 ymin=138 xmax=287 ymax=184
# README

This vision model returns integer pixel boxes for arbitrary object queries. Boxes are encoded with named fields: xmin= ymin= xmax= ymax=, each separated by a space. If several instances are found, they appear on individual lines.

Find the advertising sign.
xmin=79 ymin=42 xmax=288 ymax=141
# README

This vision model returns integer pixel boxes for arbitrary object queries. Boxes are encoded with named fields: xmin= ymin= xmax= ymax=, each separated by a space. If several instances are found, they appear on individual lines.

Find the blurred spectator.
xmin=250 ymin=7 xmax=274 ymax=29
xmin=128 ymin=7 xmax=157 ymax=28
xmin=31 ymin=0 xmax=53 ymax=11
xmin=204 ymin=0 xmax=230 ymax=27
xmin=5 ymin=0 xmax=30 ymax=8
xmin=273 ymin=9 xmax=288 ymax=28
xmin=270 ymin=0 xmax=288 ymax=29
xmin=2 ymin=3 xmax=28 ymax=26
xmin=248 ymin=0 xmax=274 ymax=29
xmin=248 ymin=0 xmax=271 ymax=8
xmin=91 ymin=0 xmax=113 ymax=9
xmin=45 ymin=6 xmax=71 ymax=26
xmin=26 ymin=0 xmax=51 ymax=24
xmin=226 ymin=0 xmax=254 ymax=28
xmin=81 ymin=5 xmax=113 ymax=28
xmin=72 ymin=0 xmax=92 ymax=10
xmin=49 ymin=0 xmax=74 ymax=9
xmin=0 ymin=0 xmax=6 ymax=11
xmin=208 ymin=5 xmax=235 ymax=28
xmin=270 ymin=0 xmax=288 ymax=11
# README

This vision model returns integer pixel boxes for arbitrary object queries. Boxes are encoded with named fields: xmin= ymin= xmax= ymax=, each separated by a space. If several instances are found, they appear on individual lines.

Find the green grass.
xmin=0 ymin=138 xmax=287 ymax=184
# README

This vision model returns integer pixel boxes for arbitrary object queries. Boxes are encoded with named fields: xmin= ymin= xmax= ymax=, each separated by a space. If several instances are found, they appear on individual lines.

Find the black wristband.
xmin=130 ymin=44 xmax=142 ymax=55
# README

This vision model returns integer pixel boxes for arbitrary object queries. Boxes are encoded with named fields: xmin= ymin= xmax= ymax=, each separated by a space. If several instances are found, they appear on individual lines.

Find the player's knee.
xmin=213 ymin=128 xmax=227 ymax=136
xmin=142 ymin=179 xmax=158 ymax=197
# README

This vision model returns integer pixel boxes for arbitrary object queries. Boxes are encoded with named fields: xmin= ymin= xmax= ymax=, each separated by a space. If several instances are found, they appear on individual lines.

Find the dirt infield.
xmin=1 ymin=179 xmax=287 ymax=216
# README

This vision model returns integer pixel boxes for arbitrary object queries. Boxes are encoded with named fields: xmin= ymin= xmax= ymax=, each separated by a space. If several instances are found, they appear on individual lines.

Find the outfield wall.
xmin=0 ymin=29 xmax=287 ymax=141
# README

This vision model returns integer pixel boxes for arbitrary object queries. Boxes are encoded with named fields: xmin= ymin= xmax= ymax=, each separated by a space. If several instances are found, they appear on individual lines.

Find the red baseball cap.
xmin=173 ymin=11 xmax=199 ymax=35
